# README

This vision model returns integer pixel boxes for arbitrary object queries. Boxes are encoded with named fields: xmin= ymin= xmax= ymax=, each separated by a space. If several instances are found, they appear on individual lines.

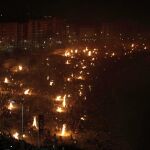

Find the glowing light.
xmin=83 ymin=47 xmax=88 ymax=53
xmin=83 ymin=49 xmax=86 ymax=53
xmin=88 ymin=51 xmax=92 ymax=56
xmin=56 ymin=107 xmax=64 ymax=113
xmin=71 ymin=49 xmax=73 ymax=53
xmin=55 ymin=95 xmax=67 ymax=107
xmin=79 ymin=71 xmax=83 ymax=74
xmin=49 ymin=80 xmax=54 ymax=86
xmin=58 ymin=124 xmax=70 ymax=137
xmin=65 ymin=60 xmax=71 ymax=65
xmin=80 ymin=84 xmax=83 ymax=88
xmin=67 ymin=77 xmax=71 ymax=82
xmin=95 ymin=51 xmax=98 ymax=55
xmin=22 ymin=134 xmax=26 ymax=138
xmin=75 ymin=64 xmax=79 ymax=67
xmin=62 ymin=95 xmax=66 ymax=107
xmin=61 ymin=124 xmax=66 ymax=136
xmin=18 ymin=65 xmax=23 ymax=71
xmin=47 ymin=76 xmax=50 ymax=80
xmin=77 ymin=76 xmax=84 ymax=80
xmin=58 ymin=124 xmax=71 ymax=137
xmin=82 ymin=66 xmax=87 ymax=69
xmin=4 ymin=77 xmax=9 ymax=83
xmin=81 ymin=115 xmax=87 ymax=121
xmin=24 ymin=89 xmax=31 ymax=95
xmin=32 ymin=116 xmax=38 ymax=129
xmin=13 ymin=132 xmax=19 ymax=140
xmin=67 ymin=94 xmax=71 ymax=98
xmin=71 ymin=73 xmax=74 ymax=77
xmin=85 ymin=47 xmax=88 ymax=51
xmin=79 ymin=90 xmax=83 ymax=96
xmin=64 ymin=51 xmax=71 ymax=57
xmin=55 ymin=96 xmax=62 ymax=101
xmin=92 ymin=58 xmax=95 ymax=61
xmin=8 ymin=102 xmax=15 ymax=110
xmin=84 ymin=96 xmax=87 ymax=100
xmin=111 ymin=52 xmax=115 ymax=57
xmin=75 ymin=49 xmax=78 ymax=53
xmin=131 ymin=43 xmax=135 ymax=48
xmin=80 ymin=117 xmax=85 ymax=121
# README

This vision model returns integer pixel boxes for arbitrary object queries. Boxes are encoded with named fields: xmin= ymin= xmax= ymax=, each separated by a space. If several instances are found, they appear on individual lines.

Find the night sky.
xmin=0 ymin=0 xmax=149 ymax=23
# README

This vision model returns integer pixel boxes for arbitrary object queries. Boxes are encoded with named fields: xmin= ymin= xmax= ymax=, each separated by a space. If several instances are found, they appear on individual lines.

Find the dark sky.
xmin=0 ymin=0 xmax=149 ymax=24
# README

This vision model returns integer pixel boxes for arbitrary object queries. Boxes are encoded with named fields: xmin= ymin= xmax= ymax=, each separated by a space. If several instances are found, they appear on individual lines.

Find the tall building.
xmin=27 ymin=18 xmax=52 ymax=41
xmin=79 ymin=25 xmax=98 ymax=44
xmin=65 ymin=24 xmax=78 ymax=45
xmin=0 ymin=22 xmax=18 ymax=50
xmin=0 ymin=22 xmax=18 ymax=40
xmin=0 ymin=17 xmax=67 ymax=50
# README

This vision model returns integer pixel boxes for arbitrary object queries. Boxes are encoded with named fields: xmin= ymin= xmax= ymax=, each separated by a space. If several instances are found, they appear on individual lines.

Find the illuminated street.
xmin=0 ymin=47 xmax=99 ymax=144
xmin=0 ymin=41 xmax=150 ymax=149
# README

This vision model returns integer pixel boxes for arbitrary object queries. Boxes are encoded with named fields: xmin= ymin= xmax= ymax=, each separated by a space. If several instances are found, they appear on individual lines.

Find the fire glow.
xmin=32 ymin=116 xmax=38 ymax=129
xmin=58 ymin=124 xmax=70 ymax=137
xmin=24 ymin=89 xmax=31 ymax=95
xmin=4 ymin=77 xmax=9 ymax=83
xmin=8 ymin=102 xmax=15 ymax=110
xmin=13 ymin=132 xmax=19 ymax=140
